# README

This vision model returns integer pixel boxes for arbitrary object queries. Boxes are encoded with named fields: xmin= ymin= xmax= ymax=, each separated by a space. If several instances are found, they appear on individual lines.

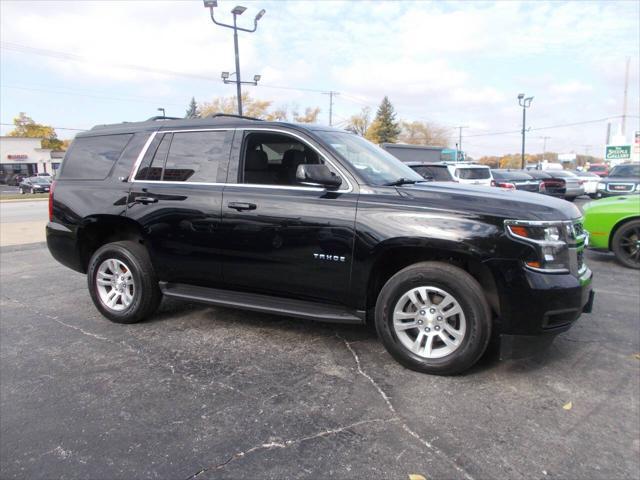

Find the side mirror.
xmin=296 ymin=164 xmax=342 ymax=189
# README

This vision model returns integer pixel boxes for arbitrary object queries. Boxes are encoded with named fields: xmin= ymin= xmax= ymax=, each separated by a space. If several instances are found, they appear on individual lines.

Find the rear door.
xmin=219 ymin=128 xmax=358 ymax=305
xmin=126 ymin=128 xmax=233 ymax=287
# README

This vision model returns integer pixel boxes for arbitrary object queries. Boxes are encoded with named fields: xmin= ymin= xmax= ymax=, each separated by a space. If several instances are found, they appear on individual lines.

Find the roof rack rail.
xmin=146 ymin=116 xmax=183 ymax=121
xmin=205 ymin=113 xmax=264 ymax=121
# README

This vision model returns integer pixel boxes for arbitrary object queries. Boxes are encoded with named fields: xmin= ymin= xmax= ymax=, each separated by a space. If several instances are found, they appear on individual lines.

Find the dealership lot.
xmin=0 ymin=202 xmax=639 ymax=479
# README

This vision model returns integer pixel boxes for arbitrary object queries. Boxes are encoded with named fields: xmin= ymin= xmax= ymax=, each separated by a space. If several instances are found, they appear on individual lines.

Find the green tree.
xmin=8 ymin=112 xmax=64 ymax=150
xmin=185 ymin=97 xmax=199 ymax=118
xmin=366 ymin=97 xmax=401 ymax=143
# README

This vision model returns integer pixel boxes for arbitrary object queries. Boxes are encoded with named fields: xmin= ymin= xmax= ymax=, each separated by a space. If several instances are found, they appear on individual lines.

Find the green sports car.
xmin=583 ymin=195 xmax=640 ymax=268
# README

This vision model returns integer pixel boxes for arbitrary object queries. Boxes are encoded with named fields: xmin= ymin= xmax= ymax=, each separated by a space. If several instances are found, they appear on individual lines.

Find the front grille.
xmin=577 ymin=249 xmax=584 ymax=270
xmin=607 ymin=183 xmax=634 ymax=192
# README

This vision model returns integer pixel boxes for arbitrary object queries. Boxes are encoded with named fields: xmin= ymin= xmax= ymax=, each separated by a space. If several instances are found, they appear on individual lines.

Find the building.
xmin=0 ymin=136 xmax=63 ymax=183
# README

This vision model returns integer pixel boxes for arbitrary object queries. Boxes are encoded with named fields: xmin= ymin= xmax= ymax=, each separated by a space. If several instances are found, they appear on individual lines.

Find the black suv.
xmin=596 ymin=163 xmax=640 ymax=197
xmin=47 ymin=115 xmax=594 ymax=375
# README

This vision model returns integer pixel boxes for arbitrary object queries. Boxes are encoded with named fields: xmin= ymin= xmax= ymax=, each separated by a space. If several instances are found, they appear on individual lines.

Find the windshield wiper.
xmin=383 ymin=177 xmax=421 ymax=186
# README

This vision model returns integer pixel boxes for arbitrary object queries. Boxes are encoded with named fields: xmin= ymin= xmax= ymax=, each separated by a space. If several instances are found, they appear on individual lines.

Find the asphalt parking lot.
xmin=1 ymin=201 xmax=639 ymax=480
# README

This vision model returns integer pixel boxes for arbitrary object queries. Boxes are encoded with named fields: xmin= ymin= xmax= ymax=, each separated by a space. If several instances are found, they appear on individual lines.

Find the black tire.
xmin=612 ymin=220 xmax=640 ymax=269
xmin=87 ymin=241 xmax=162 ymax=323
xmin=375 ymin=261 xmax=492 ymax=375
xmin=588 ymin=194 xmax=598 ymax=199
xmin=566 ymin=196 xmax=576 ymax=202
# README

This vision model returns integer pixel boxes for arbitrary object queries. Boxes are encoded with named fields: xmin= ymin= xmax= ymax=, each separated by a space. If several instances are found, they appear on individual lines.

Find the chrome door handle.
xmin=134 ymin=196 xmax=158 ymax=205
xmin=228 ymin=202 xmax=256 ymax=211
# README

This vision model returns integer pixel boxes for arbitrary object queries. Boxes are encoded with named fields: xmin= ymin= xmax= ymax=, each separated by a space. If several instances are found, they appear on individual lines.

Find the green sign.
xmin=605 ymin=145 xmax=631 ymax=160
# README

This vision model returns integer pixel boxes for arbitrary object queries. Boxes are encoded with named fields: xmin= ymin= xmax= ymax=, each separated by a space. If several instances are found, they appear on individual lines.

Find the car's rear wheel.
xmin=612 ymin=220 xmax=640 ymax=269
xmin=375 ymin=261 xmax=492 ymax=375
xmin=566 ymin=196 xmax=576 ymax=202
xmin=87 ymin=241 xmax=162 ymax=323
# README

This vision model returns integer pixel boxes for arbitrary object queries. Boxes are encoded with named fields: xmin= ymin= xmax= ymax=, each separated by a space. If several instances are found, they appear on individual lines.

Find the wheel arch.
xmin=608 ymin=215 xmax=640 ymax=250
xmin=76 ymin=215 xmax=147 ymax=273
xmin=363 ymin=240 xmax=500 ymax=323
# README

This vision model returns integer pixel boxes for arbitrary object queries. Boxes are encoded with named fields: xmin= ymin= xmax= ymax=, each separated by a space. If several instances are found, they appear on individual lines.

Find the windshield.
xmin=609 ymin=164 xmax=640 ymax=177
xmin=315 ymin=131 xmax=423 ymax=186
xmin=30 ymin=177 xmax=49 ymax=184
xmin=455 ymin=167 xmax=490 ymax=180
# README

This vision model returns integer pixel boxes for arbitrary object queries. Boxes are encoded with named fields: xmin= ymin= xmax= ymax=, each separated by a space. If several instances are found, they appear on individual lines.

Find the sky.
xmin=1 ymin=0 xmax=639 ymax=158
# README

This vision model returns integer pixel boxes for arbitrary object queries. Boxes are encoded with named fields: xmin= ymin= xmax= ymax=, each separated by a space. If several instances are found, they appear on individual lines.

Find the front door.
xmin=220 ymin=129 xmax=358 ymax=305
xmin=126 ymin=128 xmax=233 ymax=287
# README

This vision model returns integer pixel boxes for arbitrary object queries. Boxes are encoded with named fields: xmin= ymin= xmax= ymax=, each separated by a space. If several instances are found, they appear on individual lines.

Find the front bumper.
xmin=484 ymin=259 xmax=594 ymax=357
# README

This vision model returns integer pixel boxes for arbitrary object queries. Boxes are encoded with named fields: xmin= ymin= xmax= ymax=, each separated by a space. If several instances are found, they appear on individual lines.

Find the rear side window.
xmin=60 ymin=134 xmax=132 ymax=180
xmin=135 ymin=130 xmax=228 ymax=182
xmin=455 ymin=168 xmax=490 ymax=180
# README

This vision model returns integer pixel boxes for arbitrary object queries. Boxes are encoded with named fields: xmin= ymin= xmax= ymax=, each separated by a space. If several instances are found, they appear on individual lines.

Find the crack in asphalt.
xmin=336 ymin=333 xmax=476 ymax=480
xmin=185 ymin=417 xmax=399 ymax=480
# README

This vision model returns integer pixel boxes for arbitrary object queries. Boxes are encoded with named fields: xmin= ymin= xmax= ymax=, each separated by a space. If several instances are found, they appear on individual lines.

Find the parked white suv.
xmin=446 ymin=163 xmax=493 ymax=186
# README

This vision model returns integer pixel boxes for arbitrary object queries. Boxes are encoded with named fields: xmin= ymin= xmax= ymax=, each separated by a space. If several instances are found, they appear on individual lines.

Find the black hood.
xmin=397 ymin=182 xmax=581 ymax=221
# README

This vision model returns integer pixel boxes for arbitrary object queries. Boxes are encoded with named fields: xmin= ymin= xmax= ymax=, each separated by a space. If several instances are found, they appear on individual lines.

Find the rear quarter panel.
xmin=583 ymin=196 xmax=640 ymax=250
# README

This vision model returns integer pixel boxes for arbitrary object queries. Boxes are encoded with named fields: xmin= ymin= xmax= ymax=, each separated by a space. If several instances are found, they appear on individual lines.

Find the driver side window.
xmin=240 ymin=132 xmax=344 ymax=189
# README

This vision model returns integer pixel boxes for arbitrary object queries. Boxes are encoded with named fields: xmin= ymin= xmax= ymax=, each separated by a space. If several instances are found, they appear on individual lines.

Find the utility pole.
xmin=517 ymin=93 xmax=534 ymax=169
xmin=606 ymin=122 xmax=612 ymax=145
xmin=541 ymin=136 xmax=551 ymax=162
xmin=456 ymin=126 xmax=468 ymax=161
xmin=622 ymin=56 xmax=630 ymax=136
xmin=323 ymin=91 xmax=339 ymax=126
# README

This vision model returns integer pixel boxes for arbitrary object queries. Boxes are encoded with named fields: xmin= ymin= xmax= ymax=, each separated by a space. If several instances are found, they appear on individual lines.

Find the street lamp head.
xmin=253 ymin=74 xmax=261 ymax=82
xmin=255 ymin=9 xmax=266 ymax=21
xmin=203 ymin=0 xmax=218 ymax=7
xmin=517 ymin=93 xmax=525 ymax=100
xmin=221 ymin=71 xmax=230 ymax=80
xmin=231 ymin=5 xmax=247 ymax=15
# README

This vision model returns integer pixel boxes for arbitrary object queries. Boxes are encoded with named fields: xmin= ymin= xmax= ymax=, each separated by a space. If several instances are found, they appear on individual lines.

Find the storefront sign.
xmin=6 ymin=154 xmax=28 ymax=160
xmin=605 ymin=145 xmax=631 ymax=161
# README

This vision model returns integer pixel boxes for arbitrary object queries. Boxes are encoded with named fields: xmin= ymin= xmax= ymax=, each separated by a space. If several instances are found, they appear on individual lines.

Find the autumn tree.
xmin=398 ymin=121 xmax=450 ymax=147
xmin=293 ymin=107 xmax=321 ymax=123
xmin=199 ymin=93 xmax=273 ymax=118
xmin=345 ymin=107 xmax=371 ymax=136
xmin=365 ymin=97 xmax=401 ymax=144
xmin=8 ymin=112 xmax=64 ymax=150
xmin=185 ymin=97 xmax=199 ymax=118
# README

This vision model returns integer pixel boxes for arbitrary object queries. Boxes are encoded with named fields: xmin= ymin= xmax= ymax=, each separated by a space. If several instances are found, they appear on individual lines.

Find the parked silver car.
xmin=547 ymin=170 xmax=584 ymax=201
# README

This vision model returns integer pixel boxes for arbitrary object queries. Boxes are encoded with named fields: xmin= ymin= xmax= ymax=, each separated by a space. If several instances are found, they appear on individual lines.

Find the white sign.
xmin=558 ymin=153 xmax=577 ymax=162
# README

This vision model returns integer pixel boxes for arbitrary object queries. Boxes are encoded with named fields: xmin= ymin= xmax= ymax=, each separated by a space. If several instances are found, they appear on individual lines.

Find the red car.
xmin=588 ymin=164 xmax=609 ymax=177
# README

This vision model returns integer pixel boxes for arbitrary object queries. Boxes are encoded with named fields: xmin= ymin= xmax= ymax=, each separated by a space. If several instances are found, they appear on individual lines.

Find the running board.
xmin=159 ymin=282 xmax=365 ymax=324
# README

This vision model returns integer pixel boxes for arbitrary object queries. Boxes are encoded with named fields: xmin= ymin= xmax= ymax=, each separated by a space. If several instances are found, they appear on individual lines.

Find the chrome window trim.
xmin=128 ymin=127 xmax=353 ymax=193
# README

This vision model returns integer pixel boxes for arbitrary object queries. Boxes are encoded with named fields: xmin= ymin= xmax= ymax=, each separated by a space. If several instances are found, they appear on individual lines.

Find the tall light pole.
xmin=157 ymin=107 xmax=166 ymax=118
xmin=457 ymin=126 xmax=468 ymax=161
xmin=204 ymin=1 xmax=265 ymax=116
xmin=517 ymin=93 xmax=534 ymax=169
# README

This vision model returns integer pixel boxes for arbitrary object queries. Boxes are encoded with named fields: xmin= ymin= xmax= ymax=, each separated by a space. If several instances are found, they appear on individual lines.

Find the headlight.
xmin=597 ymin=182 xmax=606 ymax=190
xmin=505 ymin=220 xmax=570 ymax=272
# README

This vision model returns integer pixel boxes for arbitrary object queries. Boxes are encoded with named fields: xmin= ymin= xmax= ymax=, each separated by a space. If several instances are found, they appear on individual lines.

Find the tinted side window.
xmin=163 ymin=131 xmax=227 ymax=182
xmin=60 ymin=134 xmax=132 ymax=180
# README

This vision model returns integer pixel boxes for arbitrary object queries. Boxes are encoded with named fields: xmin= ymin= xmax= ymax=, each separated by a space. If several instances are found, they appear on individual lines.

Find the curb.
xmin=0 ymin=242 xmax=47 ymax=253
xmin=0 ymin=197 xmax=49 ymax=203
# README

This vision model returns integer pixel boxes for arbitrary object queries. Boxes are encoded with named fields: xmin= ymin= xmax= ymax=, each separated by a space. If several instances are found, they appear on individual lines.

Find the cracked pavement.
xmin=1 ymin=244 xmax=639 ymax=479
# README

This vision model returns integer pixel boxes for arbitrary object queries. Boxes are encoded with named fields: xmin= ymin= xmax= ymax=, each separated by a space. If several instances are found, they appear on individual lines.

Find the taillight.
xmin=496 ymin=182 xmax=516 ymax=190
xmin=539 ymin=181 xmax=546 ymax=192
xmin=48 ymin=180 xmax=56 ymax=222
xmin=490 ymin=180 xmax=496 ymax=187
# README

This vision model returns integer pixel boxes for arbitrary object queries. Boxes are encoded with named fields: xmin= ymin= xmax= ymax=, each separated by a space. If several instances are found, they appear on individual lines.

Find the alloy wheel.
xmin=392 ymin=286 xmax=466 ymax=359
xmin=96 ymin=258 xmax=135 ymax=311
xmin=619 ymin=226 xmax=640 ymax=265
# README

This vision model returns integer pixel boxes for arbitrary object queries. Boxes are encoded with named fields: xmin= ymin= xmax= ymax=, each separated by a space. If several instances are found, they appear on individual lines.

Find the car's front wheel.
xmin=87 ymin=241 xmax=162 ymax=323
xmin=612 ymin=220 xmax=640 ymax=269
xmin=375 ymin=261 xmax=492 ymax=375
